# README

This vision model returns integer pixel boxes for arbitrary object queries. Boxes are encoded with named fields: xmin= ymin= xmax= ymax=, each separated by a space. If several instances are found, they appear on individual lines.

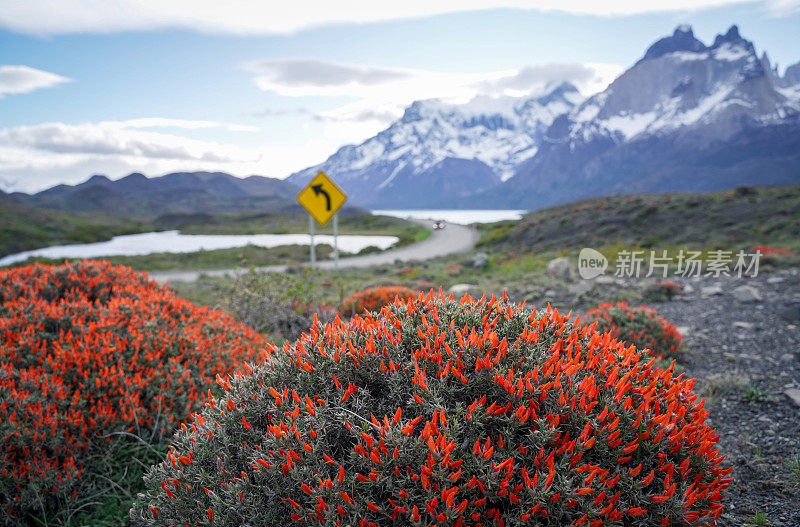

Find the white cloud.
xmin=763 ymin=0 xmax=800 ymax=15
xmin=477 ymin=62 xmax=623 ymax=97
xmin=0 ymin=65 xmax=72 ymax=97
xmin=246 ymin=58 xmax=624 ymax=141
xmin=0 ymin=1 xmax=767 ymax=36
xmin=0 ymin=122 xmax=248 ymax=161
xmin=117 ymin=117 xmax=259 ymax=132
xmin=0 ymin=119 xmax=335 ymax=193
xmin=244 ymin=59 xmax=411 ymax=91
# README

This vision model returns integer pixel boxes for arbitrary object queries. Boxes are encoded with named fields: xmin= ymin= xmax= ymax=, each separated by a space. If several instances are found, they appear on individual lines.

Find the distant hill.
xmin=10 ymin=171 xmax=301 ymax=216
xmin=480 ymin=183 xmax=800 ymax=252
xmin=0 ymin=191 xmax=150 ymax=257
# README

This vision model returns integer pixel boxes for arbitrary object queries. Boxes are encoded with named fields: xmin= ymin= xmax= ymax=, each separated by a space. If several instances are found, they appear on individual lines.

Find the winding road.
xmin=149 ymin=219 xmax=478 ymax=284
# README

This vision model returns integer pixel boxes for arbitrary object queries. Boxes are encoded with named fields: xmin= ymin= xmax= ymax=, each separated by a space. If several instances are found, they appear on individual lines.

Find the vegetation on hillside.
xmin=478 ymin=184 xmax=800 ymax=253
xmin=0 ymin=194 xmax=150 ymax=257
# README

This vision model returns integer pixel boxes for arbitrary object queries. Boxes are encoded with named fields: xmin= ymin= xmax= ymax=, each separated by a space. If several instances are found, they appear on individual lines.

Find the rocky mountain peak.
xmin=711 ymin=24 xmax=745 ymax=48
xmin=534 ymin=82 xmax=581 ymax=106
xmin=781 ymin=61 xmax=800 ymax=88
xmin=641 ymin=24 xmax=706 ymax=62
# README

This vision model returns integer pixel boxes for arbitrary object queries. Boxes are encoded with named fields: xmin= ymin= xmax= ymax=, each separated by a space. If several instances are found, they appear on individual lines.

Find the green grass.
xmin=789 ymin=456 xmax=800 ymax=486
xmin=24 ymin=434 xmax=170 ymax=527
xmin=741 ymin=385 xmax=773 ymax=405
xmin=170 ymin=211 xmax=427 ymax=239
xmin=8 ymin=244 xmax=337 ymax=272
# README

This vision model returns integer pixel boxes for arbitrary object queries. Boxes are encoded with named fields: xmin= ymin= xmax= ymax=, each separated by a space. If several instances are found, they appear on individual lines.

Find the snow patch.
xmin=672 ymin=51 xmax=708 ymax=62
xmin=574 ymin=103 xmax=600 ymax=123
xmin=602 ymin=111 xmax=658 ymax=139
xmin=712 ymin=43 xmax=750 ymax=62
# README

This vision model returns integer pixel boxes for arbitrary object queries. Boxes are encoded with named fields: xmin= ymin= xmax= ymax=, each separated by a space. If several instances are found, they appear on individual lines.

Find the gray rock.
xmin=780 ymin=353 xmax=795 ymax=362
xmin=594 ymin=276 xmax=615 ymax=285
xmin=568 ymin=281 xmax=592 ymax=296
xmin=546 ymin=257 xmax=575 ymax=282
xmin=732 ymin=285 xmax=762 ymax=303
xmin=783 ymin=388 xmax=800 ymax=408
xmin=779 ymin=303 xmax=800 ymax=322
xmin=701 ymin=285 xmax=724 ymax=297
xmin=449 ymin=283 xmax=478 ymax=294
xmin=767 ymin=276 xmax=786 ymax=284
xmin=676 ymin=326 xmax=691 ymax=337
xmin=682 ymin=284 xmax=695 ymax=294
xmin=467 ymin=252 xmax=489 ymax=269
xmin=733 ymin=321 xmax=754 ymax=330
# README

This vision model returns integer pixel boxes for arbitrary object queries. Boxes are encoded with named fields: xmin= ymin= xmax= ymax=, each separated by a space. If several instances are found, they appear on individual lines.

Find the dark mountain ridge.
xmin=11 ymin=171 xmax=301 ymax=216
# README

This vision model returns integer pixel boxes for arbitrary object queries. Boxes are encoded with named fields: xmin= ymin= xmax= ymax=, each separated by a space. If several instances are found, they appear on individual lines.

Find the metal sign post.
xmin=309 ymin=215 xmax=316 ymax=268
xmin=296 ymin=171 xmax=347 ymax=269
xmin=333 ymin=213 xmax=339 ymax=270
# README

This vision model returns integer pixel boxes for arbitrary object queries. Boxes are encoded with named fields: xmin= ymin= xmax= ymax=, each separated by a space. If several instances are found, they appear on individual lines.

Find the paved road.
xmin=149 ymin=219 xmax=478 ymax=284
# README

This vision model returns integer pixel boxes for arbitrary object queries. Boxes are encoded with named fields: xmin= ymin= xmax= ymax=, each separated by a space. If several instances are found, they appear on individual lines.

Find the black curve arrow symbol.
xmin=311 ymin=184 xmax=331 ymax=211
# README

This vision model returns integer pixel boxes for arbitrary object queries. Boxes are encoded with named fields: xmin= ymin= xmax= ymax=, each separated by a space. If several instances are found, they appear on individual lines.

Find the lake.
xmin=371 ymin=209 xmax=526 ymax=224
xmin=0 ymin=230 xmax=398 ymax=267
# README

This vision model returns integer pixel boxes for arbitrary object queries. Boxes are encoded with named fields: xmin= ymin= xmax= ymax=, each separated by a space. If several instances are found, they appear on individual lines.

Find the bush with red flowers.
xmin=0 ymin=260 xmax=268 ymax=524
xmin=750 ymin=245 xmax=795 ymax=255
xmin=340 ymin=285 xmax=419 ymax=316
xmin=586 ymin=302 xmax=682 ymax=359
xmin=131 ymin=290 xmax=729 ymax=526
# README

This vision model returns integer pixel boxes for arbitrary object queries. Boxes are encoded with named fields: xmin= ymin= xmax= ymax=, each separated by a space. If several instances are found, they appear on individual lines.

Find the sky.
xmin=1 ymin=0 xmax=799 ymax=193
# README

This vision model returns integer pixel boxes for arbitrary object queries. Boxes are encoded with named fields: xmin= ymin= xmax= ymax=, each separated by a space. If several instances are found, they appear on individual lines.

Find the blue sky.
xmin=1 ymin=1 xmax=799 ymax=192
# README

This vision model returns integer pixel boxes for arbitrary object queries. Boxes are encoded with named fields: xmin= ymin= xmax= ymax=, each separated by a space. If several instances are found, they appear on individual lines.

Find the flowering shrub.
xmin=131 ymin=290 xmax=729 ymax=526
xmin=586 ymin=302 xmax=682 ymax=359
xmin=0 ymin=260 xmax=268 ymax=522
xmin=340 ymin=285 xmax=419 ymax=316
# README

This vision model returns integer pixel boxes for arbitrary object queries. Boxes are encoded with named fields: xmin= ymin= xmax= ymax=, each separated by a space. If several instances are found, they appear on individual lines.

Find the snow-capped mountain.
xmin=292 ymin=25 xmax=800 ymax=210
xmin=474 ymin=25 xmax=800 ymax=209
xmin=288 ymin=83 xmax=583 ymax=207
xmin=566 ymin=25 xmax=798 ymax=143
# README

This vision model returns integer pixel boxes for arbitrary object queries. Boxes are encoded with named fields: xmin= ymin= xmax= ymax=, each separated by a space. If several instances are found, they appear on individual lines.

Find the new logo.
xmin=578 ymin=248 xmax=608 ymax=279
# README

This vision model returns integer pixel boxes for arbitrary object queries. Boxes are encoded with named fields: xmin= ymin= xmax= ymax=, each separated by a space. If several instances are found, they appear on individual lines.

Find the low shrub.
xmin=642 ymin=280 xmax=683 ymax=303
xmin=340 ymin=285 xmax=419 ymax=316
xmin=586 ymin=302 xmax=682 ymax=359
xmin=0 ymin=260 xmax=268 ymax=524
xmin=227 ymin=268 xmax=337 ymax=342
xmin=131 ymin=291 xmax=730 ymax=526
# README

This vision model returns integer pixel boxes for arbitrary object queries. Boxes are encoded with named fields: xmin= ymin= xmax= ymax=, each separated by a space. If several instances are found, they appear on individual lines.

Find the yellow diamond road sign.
xmin=297 ymin=171 xmax=347 ymax=226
